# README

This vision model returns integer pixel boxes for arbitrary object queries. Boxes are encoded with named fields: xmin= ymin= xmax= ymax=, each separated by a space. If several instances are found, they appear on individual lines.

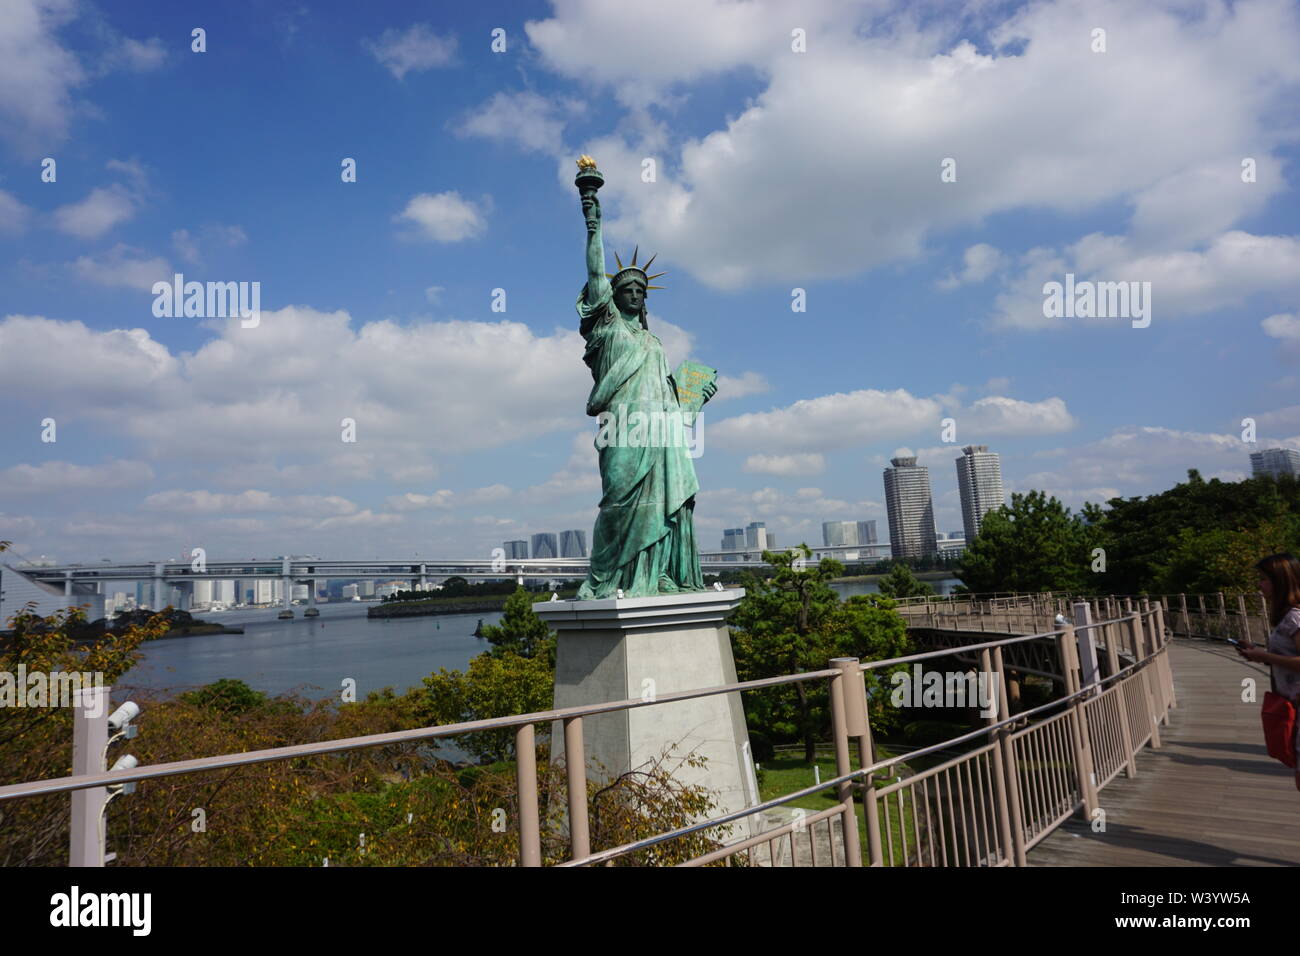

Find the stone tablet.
xmin=672 ymin=360 xmax=717 ymax=426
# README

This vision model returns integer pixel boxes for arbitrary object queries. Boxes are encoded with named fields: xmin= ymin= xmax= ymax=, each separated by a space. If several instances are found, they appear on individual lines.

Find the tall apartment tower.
xmin=745 ymin=521 xmax=769 ymax=551
xmin=531 ymin=533 xmax=559 ymax=560
xmin=883 ymin=456 xmax=938 ymax=559
xmin=503 ymin=540 xmax=529 ymax=559
xmin=1250 ymin=447 xmax=1300 ymax=479
xmin=559 ymin=529 xmax=588 ymax=558
xmin=955 ymin=444 xmax=1006 ymax=543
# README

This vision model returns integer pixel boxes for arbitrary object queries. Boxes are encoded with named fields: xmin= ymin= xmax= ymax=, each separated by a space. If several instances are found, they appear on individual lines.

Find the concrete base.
xmin=533 ymin=588 xmax=757 ymax=829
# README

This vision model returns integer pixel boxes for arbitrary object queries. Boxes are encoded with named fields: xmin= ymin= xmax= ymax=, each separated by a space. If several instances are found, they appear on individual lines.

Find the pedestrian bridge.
xmin=0 ymin=591 xmax=1291 ymax=866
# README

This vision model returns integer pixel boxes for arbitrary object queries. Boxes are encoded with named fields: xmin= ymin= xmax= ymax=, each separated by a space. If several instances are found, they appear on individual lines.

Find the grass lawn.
xmin=755 ymin=744 xmax=919 ymax=866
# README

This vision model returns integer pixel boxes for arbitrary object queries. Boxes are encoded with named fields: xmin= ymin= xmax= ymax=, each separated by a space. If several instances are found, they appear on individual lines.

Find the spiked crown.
xmin=607 ymin=245 xmax=667 ymax=292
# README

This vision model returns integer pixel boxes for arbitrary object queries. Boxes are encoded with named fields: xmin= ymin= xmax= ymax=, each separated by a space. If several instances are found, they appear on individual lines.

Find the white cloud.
xmin=0 ymin=459 xmax=154 ymax=494
xmin=938 ymin=243 xmax=1004 ymax=290
xmin=709 ymin=389 xmax=945 ymax=454
xmin=960 ymin=396 xmax=1077 ymax=436
xmin=69 ymin=243 xmax=171 ymax=290
xmin=713 ymin=370 xmax=770 ymax=402
xmin=455 ymin=91 xmax=578 ymax=154
xmin=395 ymin=191 xmax=487 ymax=242
xmin=363 ymin=23 xmax=456 ymax=79
xmin=1263 ymin=312 xmax=1300 ymax=341
xmin=171 ymin=224 xmax=248 ymax=264
xmin=0 ymin=0 xmax=85 ymax=153
xmin=518 ymin=0 xmax=1300 ymax=291
xmin=993 ymin=231 xmax=1300 ymax=330
xmin=141 ymin=490 xmax=359 ymax=517
xmin=743 ymin=453 xmax=825 ymax=476
xmin=53 ymin=184 xmax=136 ymax=238
xmin=0 ymin=308 xmax=589 ymax=472
xmin=0 ymin=190 xmax=31 ymax=234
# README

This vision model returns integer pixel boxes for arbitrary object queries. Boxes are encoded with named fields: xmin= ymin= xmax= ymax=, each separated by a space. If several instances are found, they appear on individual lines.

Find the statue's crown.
xmin=607 ymin=246 xmax=667 ymax=291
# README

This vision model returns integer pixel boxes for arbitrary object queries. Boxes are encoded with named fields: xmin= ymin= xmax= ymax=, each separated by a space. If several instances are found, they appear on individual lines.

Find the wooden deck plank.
xmin=1029 ymin=638 xmax=1300 ymax=867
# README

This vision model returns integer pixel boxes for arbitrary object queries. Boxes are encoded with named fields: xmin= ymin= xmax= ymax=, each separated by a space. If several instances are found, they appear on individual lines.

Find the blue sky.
xmin=1 ymin=0 xmax=1299 ymax=564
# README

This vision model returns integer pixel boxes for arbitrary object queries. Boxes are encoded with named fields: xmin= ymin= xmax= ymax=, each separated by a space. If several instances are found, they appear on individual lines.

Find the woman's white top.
xmin=1266 ymin=606 xmax=1300 ymax=701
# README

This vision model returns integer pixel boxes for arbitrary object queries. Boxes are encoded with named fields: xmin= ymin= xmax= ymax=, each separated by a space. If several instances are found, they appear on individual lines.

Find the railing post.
xmin=562 ymin=716 xmax=591 ymax=862
xmin=1217 ymin=592 xmax=1228 ymax=638
xmin=1131 ymin=612 xmax=1161 ymax=749
xmin=1072 ymin=602 xmax=1100 ymax=697
xmin=983 ymin=647 xmax=1024 ymax=866
xmin=70 ymin=684 xmax=110 ymax=867
xmin=516 ymin=724 xmax=542 ymax=867
xmin=829 ymin=659 xmax=865 ymax=867
xmin=1155 ymin=600 xmax=1176 ymax=711
xmin=1179 ymin=593 xmax=1190 ymax=637
xmin=1057 ymin=623 xmax=1099 ymax=821
xmin=1259 ymin=594 xmax=1270 ymax=643
xmin=1143 ymin=599 xmax=1170 ymax=723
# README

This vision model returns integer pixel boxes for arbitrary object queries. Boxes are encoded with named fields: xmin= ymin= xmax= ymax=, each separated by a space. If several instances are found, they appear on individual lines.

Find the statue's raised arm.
xmin=576 ymin=156 xmax=610 ymax=305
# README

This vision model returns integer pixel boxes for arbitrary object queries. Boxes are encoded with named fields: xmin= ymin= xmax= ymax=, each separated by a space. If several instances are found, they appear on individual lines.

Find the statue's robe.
xmin=575 ymin=280 xmax=703 ymax=599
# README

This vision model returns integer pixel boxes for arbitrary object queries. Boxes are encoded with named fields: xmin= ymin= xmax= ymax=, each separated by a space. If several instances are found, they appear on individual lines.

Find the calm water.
xmin=122 ymin=578 xmax=961 ymax=700
xmin=121 ymin=601 xmax=500 ymax=701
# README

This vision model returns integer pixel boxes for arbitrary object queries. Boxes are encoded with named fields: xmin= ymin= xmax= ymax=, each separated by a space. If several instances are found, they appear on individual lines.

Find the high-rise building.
xmin=559 ymin=529 xmax=588 ymax=558
xmin=504 ymin=540 xmax=529 ymax=559
xmin=1251 ymin=447 xmax=1300 ymax=479
xmin=824 ymin=520 xmax=877 ymax=547
xmin=956 ymin=445 xmax=1006 ymax=543
xmin=531 ymin=533 xmax=559 ymax=560
xmin=822 ymin=521 xmax=857 ymax=547
xmin=721 ymin=528 xmax=745 ymax=550
xmin=883 ymin=456 xmax=938 ymax=559
xmin=745 ymin=521 xmax=768 ymax=551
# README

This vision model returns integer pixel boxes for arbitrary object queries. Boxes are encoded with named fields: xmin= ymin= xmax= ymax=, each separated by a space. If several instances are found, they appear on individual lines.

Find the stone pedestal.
xmin=533 ymin=588 xmax=757 ymax=826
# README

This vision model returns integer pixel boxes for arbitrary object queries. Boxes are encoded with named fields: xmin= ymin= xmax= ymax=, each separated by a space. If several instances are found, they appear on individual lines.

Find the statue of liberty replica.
xmin=574 ymin=156 xmax=717 ymax=600
xmin=533 ymin=160 xmax=752 ymax=828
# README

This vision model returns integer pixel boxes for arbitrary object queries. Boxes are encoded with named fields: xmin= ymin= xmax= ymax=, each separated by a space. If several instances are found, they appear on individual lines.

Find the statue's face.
xmin=615 ymin=282 xmax=645 ymax=315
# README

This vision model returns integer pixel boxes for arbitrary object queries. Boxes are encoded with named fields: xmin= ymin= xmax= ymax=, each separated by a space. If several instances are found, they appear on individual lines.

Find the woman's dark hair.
xmin=1256 ymin=553 xmax=1300 ymax=626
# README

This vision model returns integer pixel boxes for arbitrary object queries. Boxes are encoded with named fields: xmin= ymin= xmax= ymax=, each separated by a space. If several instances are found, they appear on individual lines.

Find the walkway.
xmin=1030 ymin=637 xmax=1300 ymax=866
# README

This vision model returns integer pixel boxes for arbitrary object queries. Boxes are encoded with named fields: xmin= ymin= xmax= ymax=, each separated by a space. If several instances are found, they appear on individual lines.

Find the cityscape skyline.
xmin=2 ymin=1 xmax=1299 ymax=567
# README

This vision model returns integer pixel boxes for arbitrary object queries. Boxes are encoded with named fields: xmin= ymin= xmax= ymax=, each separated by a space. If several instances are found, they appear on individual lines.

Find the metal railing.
xmin=0 ymin=595 xmax=1175 ymax=867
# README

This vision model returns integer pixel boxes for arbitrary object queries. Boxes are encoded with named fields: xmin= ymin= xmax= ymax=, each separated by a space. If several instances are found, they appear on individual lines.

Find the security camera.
xmin=107 ymin=701 xmax=140 ymax=731
xmin=109 ymin=753 xmax=138 ymax=772
xmin=1054 ymin=614 xmax=1069 ymax=626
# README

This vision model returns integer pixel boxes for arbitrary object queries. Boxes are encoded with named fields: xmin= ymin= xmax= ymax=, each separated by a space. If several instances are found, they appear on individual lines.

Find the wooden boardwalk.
xmin=1030 ymin=637 xmax=1300 ymax=866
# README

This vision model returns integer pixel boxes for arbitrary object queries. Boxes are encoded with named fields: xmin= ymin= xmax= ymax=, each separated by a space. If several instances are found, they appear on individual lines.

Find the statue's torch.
xmin=575 ymin=155 xmax=604 ymax=232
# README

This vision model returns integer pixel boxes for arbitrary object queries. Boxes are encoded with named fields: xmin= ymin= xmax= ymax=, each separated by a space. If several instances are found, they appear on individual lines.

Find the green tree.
xmin=478 ymin=587 xmax=557 ymax=666
xmin=179 ymin=678 xmax=271 ymax=715
xmin=729 ymin=545 xmax=911 ymax=762
xmin=1089 ymin=471 xmax=1300 ymax=593
xmin=414 ymin=652 xmax=554 ymax=763
xmin=876 ymin=563 xmax=935 ymax=599
xmin=958 ymin=490 xmax=1097 ymax=594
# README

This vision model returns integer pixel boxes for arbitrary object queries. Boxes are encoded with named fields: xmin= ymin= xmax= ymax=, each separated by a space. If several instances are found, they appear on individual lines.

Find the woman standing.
xmin=1239 ymin=553 xmax=1300 ymax=787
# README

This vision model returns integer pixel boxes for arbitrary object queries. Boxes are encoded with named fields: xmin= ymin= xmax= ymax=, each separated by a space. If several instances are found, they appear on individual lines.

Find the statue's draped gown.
xmin=576 ymin=280 xmax=704 ymax=600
